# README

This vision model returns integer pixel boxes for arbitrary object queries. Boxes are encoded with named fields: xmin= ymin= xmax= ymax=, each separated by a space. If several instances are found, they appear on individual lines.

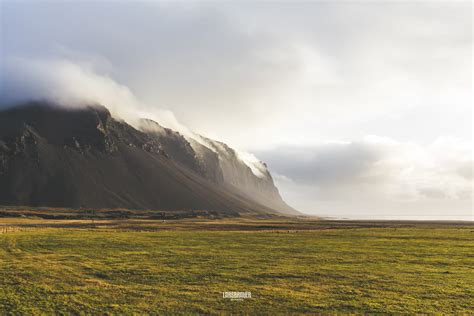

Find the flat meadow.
xmin=0 ymin=218 xmax=473 ymax=314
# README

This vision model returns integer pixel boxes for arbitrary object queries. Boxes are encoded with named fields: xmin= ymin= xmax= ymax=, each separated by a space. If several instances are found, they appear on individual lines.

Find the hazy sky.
xmin=1 ymin=1 xmax=472 ymax=219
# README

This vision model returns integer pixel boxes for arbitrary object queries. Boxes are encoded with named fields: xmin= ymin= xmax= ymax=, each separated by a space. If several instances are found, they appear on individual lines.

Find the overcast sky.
xmin=1 ymin=1 xmax=472 ymax=219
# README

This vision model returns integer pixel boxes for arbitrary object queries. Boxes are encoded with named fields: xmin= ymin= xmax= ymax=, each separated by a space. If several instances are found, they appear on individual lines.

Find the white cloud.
xmin=259 ymin=136 xmax=473 ymax=218
xmin=2 ymin=1 xmax=470 ymax=149
xmin=1 ymin=57 xmax=186 ymax=132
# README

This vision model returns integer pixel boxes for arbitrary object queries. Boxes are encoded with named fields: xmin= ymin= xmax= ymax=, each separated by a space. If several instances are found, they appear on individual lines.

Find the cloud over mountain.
xmin=1 ymin=57 xmax=185 ymax=133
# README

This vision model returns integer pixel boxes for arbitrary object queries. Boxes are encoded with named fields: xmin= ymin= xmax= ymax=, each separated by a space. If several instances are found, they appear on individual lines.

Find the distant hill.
xmin=0 ymin=102 xmax=298 ymax=216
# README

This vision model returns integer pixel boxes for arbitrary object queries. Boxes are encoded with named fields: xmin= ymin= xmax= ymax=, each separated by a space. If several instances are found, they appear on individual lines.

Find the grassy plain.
xmin=0 ymin=218 xmax=473 ymax=314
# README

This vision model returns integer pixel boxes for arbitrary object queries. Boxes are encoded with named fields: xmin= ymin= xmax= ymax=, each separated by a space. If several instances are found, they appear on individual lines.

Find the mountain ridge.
xmin=0 ymin=102 xmax=299 ymax=216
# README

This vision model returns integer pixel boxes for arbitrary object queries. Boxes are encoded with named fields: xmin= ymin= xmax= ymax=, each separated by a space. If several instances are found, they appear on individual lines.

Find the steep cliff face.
xmin=0 ymin=102 xmax=298 ymax=216
xmin=188 ymin=137 xmax=298 ymax=215
xmin=139 ymin=120 xmax=298 ymax=215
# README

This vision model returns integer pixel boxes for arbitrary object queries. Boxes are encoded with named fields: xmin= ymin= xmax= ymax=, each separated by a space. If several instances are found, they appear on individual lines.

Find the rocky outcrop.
xmin=139 ymin=120 xmax=298 ymax=215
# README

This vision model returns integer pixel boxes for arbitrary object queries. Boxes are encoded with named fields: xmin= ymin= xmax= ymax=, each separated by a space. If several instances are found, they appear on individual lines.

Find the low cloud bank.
xmin=1 ymin=57 xmax=185 ymax=133
xmin=258 ymin=136 xmax=473 ymax=218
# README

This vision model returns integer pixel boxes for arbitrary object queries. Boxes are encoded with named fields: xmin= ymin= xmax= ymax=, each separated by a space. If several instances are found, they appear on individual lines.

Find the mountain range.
xmin=0 ymin=102 xmax=298 ymax=217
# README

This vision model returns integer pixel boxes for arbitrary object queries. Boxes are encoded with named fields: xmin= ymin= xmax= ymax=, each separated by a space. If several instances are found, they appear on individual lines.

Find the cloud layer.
xmin=1 ymin=1 xmax=471 ymax=148
xmin=258 ymin=136 xmax=472 ymax=218
xmin=1 ymin=57 xmax=186 ymax=133
xmin=1 ymin=1 xmax=472 ymax=218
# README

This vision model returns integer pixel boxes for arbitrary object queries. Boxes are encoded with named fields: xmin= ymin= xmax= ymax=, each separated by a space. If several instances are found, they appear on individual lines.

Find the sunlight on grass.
xmin=0 ymin=227 xmax=473 ymax=313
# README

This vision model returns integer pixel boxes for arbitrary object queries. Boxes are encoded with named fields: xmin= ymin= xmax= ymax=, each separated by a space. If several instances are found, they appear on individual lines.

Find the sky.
xmin=0 ymin=0 xmax=472 ymax=219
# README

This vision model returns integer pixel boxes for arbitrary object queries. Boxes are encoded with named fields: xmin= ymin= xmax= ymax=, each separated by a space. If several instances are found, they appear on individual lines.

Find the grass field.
xmin=0 ymin=218 xmax=473 ymax=314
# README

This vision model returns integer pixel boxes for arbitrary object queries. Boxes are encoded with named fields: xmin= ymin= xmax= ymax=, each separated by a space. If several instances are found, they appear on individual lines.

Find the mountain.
xmin=138 ymin=119 xmax=298 ymax=215
xmin=0 ymin=102 xmax=298 ymax=216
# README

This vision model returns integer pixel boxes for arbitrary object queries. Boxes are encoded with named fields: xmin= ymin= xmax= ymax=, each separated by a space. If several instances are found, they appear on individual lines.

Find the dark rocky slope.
xmin=0 ymin=102 xmax=298 ymax=216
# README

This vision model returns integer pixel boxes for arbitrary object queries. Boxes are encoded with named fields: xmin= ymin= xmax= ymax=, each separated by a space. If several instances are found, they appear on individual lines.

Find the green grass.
xmin=0 ymin=226 xmax=473 ymax=314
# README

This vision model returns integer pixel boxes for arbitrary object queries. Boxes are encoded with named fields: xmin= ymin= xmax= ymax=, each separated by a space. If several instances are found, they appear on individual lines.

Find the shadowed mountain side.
xmin=0 ymin=103 xmax=294 ymax=216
